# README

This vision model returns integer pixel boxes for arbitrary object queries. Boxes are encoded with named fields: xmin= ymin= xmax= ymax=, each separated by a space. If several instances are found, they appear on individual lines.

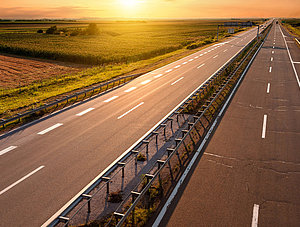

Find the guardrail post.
xmin=143 ymin=140 xmax=150 ymax=154
xmin=152 ymin=131 xmax=159 ymax=144
xmin=161 ymin=123 xmax=167 ymax=137
xmin=145 ymin=174 xmax=154 ymax=209
xmin=181 ymin=129 xmax=189 ymax=138
xmin=175 ymin=138 xmax=182 ymax=146
xmin=157 ymin=160 xmax=165 ymax=188
xmin=101 ymin=177 xmax=111 ymax=194
xmin=167 ymin=117 xmax=173 ymax=130
xmin=114 ymin=212 xmax=124 ymax=225
xmin=58 ymin=216 xmax=69 ymax=226
xmin=131 ymin=150 xmax=139 ymax=165
xmin=131 ymin=191 xmax=140 ymax=226
xmin=1 ymin=119 xmax=5 ymax=129
xmin=82 ymin=194 xmax=92 ymax=213
xmin=118 ymin=162 xmax=126 ymax=178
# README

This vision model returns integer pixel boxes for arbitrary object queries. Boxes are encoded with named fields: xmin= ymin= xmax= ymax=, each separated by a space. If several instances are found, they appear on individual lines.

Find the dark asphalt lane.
xmin=162 ymin=21 xmax=300 ymax=227
xmin=0 ymin=22 xmax=271 ymax=226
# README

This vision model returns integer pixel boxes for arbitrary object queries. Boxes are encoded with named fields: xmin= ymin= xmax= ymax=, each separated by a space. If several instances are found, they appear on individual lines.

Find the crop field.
xmin=0 ymin=20 xmax=242 ymax=65
xmin=0 ymin=19 xmax=262 ymax=120
xmin=0 ymin=54 xmax=85 ymax=88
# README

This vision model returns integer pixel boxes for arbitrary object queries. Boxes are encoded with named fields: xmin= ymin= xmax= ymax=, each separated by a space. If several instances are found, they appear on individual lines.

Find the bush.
xmin=137 ymin=153 xmax=146 ymax=161
xmin=46 ymin=26 xmax=57 ymax=34
xmin=86 ymin=23 xmax=99 ymax=35
xmin=37 ymin=29 xmax=43 ymax=33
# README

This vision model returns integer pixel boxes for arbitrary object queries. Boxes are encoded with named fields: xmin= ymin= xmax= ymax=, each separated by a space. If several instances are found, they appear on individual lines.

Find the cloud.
xmin=0 ymin=6 xmax=105 ymax=19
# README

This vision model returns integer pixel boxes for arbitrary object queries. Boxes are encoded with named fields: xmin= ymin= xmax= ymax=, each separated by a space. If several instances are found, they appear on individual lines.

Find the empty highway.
xmin=0 ymin=22 xmax=270 ymax=226
xmin=159 ymin=21 xmax=300 ymax=226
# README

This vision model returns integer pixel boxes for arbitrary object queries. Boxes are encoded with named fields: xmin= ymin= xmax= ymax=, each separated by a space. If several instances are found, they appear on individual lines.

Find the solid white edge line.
xmin=153 ymin=32 xmax=266 ymax=227
xmin=0 ymin=166 xmax=45 ymax=196
xmin=37 ymin=123 xmax=63 ymax=135
xmin=0 ymin=146 xmax=17 ymax=156
xmin=267 ymin=83 xmax=270 ymax=94
xmin=76 ymin=108 xmax=95 ymax=116
xmin=278 ymin=25 xmax=300 ymax=88
xmin=117 ymin=102 xmax=144 ymax=119
xmin=251 ymin=204 xmax=260 ymax=227
xmin=171 ymin=77 xmax=184 ymax=86
xmin=42 ymin=28 xmax=260 ymax=227
xmin=262 ymin=114 xmax=267 ymax=139
xmin=141 ymin=79 xmax=151 ymax=85
xmin=103 ymin=95 xmax=118 ymax=103
xmin=295 ymin=38 xmax=300 ymax=45
xmin=124 ymin=87 xmax=137 ymax=93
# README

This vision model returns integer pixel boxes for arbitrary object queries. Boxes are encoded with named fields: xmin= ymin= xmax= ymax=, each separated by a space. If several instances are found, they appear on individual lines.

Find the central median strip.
xmin=0 ymin=166 xmax=45 ymax=196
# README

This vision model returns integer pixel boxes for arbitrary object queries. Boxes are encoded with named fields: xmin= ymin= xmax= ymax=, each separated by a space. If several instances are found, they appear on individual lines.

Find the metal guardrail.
xmin=1 ymin=73 xmax=143 ymax=129
xmin=110 ymin=24 xmax=272 ymax=227
xmin=45 ymin=23 xmax=272 ymax=227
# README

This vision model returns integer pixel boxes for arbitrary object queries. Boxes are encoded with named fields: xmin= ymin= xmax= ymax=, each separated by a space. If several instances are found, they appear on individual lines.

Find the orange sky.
xmin=1 ymin=0 xmax=299 ymax=19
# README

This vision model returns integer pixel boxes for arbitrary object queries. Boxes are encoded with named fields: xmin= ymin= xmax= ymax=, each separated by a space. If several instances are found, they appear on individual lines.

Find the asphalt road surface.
xmin=0 ymin=22 xmax=271 ymax=226
xmin=160 ymin=22 xmax=300 ymax=226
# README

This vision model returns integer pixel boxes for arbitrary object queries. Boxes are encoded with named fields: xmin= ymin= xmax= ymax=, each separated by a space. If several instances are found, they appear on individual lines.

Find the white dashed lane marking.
xmin=37 ymin=123 xmax=63 ymax=135
xmin=117 ymin=102 xmax=144 ymax=119
xmin=0 ymin=146 xmax=17 ymax=156
xmin=171 ymin=77 xmax=184 ymax=86
xmin=124 ymin=87 xmax=137 ymax=93
xmin=76 ymin=108 xmax=95 ymax=116
xmin=104 ymin=95 xmax=119 ymax=103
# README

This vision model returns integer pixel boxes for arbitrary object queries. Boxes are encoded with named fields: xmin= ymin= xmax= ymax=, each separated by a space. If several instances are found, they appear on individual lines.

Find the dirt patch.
xmin=0 ymin=53 xmax=86 ymax=88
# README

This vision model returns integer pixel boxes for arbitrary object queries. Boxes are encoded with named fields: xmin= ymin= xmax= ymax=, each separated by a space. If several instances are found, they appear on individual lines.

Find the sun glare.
xmin=120 ymin=0 xmax=138 ymax=8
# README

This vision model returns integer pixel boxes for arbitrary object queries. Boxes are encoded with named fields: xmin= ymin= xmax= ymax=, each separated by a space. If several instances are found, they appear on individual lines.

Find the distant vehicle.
xmin=276 ymin=21 xmax=278 ymax=24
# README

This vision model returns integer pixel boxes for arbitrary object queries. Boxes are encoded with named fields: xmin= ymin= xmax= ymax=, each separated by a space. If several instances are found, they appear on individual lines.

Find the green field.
xmin=0 ymin=19 xmax=263 ymax=119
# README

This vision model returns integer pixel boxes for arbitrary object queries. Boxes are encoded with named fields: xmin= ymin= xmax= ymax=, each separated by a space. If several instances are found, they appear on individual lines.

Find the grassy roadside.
xmin=280 ymin=19 xmax=300 ymax=38
xmin=0 ymin=26 xmax=250 ymax=120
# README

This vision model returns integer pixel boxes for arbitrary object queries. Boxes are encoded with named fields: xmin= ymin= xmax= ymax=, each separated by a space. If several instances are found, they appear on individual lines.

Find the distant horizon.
xmin=1 ymin=17 xmax=299 ymax=22
xmin=1 ymin=0 xmax=299 ymax=20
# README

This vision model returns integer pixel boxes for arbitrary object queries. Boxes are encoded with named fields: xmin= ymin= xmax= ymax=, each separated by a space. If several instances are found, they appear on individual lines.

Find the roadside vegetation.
xmin=281 ymin=19 xmax=300 ymax=38
xmin=0 ymin=19 xmax=264 ymax=121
